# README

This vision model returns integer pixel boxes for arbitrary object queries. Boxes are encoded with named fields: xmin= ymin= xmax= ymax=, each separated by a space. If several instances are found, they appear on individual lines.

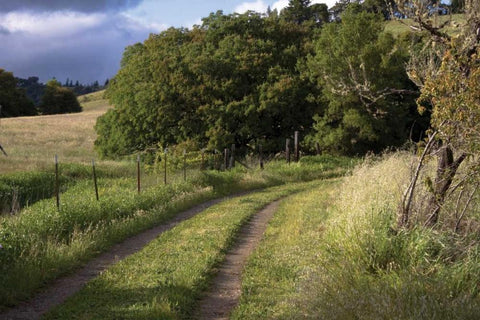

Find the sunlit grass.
xmin=385 ymin=13 xmax=465 ymax=37
xmin=0 ymin=90 xmax=111 ymax=173
xmin=44 ymin=182 xmax=320 ymax=320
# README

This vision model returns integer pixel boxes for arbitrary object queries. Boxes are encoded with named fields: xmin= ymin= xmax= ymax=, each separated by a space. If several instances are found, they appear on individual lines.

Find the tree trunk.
xmin=425 ymin=146 xmax=466 ymax=226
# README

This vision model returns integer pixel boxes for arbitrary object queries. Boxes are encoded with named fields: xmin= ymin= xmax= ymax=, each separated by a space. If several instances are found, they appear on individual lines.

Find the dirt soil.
xmin=195 ymin=200 xmax=281 ymax=320
xmin=1 ymin=196 xmax=234 ymax=320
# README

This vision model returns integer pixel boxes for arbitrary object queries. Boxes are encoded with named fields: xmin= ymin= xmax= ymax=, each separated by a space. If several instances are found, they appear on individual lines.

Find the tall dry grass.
xmin=297 ymin=152 xmax=480 ymax=319
xmin=0 ymin=90 xmax=112 ymax=173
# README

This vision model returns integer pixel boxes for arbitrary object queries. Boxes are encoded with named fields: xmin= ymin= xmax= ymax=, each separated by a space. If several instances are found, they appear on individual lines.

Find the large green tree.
xmin=97 ymin=11 xmax=319 ymax=157
xmin=38 ymin=80 xmax=82 ymax=115
xmin=306 ymin=6 xmax=422 ymax=155
xmin=0 ymin=69 xmax=36 ymax=117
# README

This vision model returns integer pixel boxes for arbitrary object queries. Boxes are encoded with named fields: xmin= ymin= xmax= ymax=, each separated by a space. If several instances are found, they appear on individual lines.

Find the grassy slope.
xmin=0 ymin=90 xmax=111 ymax=174
xmin=234 ymin=154 xmax=480 ymax=319
xmin=384 ymin=14 xmax=465 ymax=37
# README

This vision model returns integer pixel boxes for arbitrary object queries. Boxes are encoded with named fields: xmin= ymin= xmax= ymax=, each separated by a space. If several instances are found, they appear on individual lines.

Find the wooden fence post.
xmin=230 ymin=144 xmax=235 ymax=168
xmin=286 ymin=139 xmax=291 ymax=164
xmin=259 ymin=144 xmax=264 ymax=170
xmin=224 ymin=148 xmax=229 ymax=171
xmin=92 ymin=159 xmax=99 ymax=200
xmin=137 ymin=155 xmax=141 ymax=193
xmin=164 ymin=149 xmax=168 ymax=185
xmin=183 ymin=149 xmax=187 ymax=181
xmin=315 ymin=142 xmax=321 ymax=155
xmin=201 ymin=149 xmax=205 ymax=171
xmin=294 ymin=130 xmax=299 ymax=162
xmin=54 ymin=155 xmax=60 ymax=210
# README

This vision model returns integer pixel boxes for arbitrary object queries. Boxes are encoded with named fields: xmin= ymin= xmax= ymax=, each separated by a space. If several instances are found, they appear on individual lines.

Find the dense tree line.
xmin=97 ymin=0 xmax=432 ymax=158
xmin=0 ymin=70 xmax=83 ymax=117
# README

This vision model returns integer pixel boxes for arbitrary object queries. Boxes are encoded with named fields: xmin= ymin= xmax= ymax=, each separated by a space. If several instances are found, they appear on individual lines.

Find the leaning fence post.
xmin=137 ymin=155 xmax=141 ymax=193
xmin=54 ymin=154 xmax=60 ymax=210
xmin=92 ymin=159 xmax=99 ymax=201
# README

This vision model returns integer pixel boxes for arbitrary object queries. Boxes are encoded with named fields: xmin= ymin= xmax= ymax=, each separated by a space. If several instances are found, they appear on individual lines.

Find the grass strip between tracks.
xmin=231 ymin=181 xmax=338 ymax=319
xmin=44 ymin=180 xmax=322 ymax=319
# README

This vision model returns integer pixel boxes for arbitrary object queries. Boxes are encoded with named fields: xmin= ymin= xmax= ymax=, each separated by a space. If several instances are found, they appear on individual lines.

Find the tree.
xmin=97 ymin=11 xmax=319 ymax=158
xmin=450 ymin=0 xmax=465 ymax=13
xmin=395 ymin=0 xmax=480 ymax=227
xmin=0 ymin=69 xmax=36 ymax=117
xmin=282 ymin=0 xmax=329 ymax=26
xmin=306 ymin=6 xmax=422 ymax=155
xmin=38 ymin=79 xmax=82 ymax=115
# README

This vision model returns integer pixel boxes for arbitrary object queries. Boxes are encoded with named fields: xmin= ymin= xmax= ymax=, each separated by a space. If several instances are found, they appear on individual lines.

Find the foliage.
xmin=233 ymin=154 xmax=480 ymax=319
xmin=38 ymin=80 xmax=82 ymax=115
xmin=395 ymin=0 xmax=480 ymax=227
xmin=0 ymin=69 xmax=37 ymax=117
xmin=98 ymin=11 xmax=320 ymax=157
xmin=306 ymin=7 xmax=423 ymax=155
xmin=281 ymin=0 xmax=329 ymax=26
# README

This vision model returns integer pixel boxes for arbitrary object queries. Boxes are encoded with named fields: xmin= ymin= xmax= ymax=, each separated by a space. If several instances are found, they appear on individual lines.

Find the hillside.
xmin=0 ymin=90 xmax=110 ymax=173
xmin=384 ymin=14 xmax=466 ymax=36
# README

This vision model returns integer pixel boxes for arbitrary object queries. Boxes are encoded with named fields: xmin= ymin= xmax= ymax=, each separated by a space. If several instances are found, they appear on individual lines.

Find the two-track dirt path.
xmin=1 ymin=196 xmax=236 ymax=320
xmin=196 ymin=200 xmax=281 ymax=320
xmin=2 ymin=193 xmax=283 ymax=320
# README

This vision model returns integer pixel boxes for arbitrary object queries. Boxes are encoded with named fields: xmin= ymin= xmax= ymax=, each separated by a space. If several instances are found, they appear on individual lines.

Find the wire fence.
xmin=0 ymin=131 xmax=304 ymax=215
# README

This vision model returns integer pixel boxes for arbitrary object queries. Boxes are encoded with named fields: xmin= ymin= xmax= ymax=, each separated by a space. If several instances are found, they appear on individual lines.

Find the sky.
xmin=0 ymin=0 xmax=336 ymax=85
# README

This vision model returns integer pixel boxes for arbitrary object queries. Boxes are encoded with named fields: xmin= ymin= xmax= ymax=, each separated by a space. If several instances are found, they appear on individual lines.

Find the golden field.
xmin=0 ymin=90 xmax=111 ymax=173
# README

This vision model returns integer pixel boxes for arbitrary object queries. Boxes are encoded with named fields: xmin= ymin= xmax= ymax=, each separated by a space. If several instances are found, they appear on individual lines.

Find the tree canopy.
xmin=98 ymin=11 xmax=319 ymax=157
xmin=305 ymin=6 xmax=422 ymax=155
xmin=96 ymin=2 xmax=431 ymax=159
xmin=0 ymin=69 xmax=36 ymax=118
xmin=38 ymin=79 xmax=82 ymax=115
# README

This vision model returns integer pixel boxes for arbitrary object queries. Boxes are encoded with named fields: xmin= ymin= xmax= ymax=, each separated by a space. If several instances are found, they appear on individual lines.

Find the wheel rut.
xmin=1 ymin=194 xmax=246 ymax=320
xmin=196 ymin=200 xmax=281 ymax=320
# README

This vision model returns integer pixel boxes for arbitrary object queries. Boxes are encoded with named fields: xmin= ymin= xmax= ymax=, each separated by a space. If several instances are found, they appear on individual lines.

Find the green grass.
xmin=44 ymin=181 xmax=321 ymax=319
xmin=231 ymin=181 xmax=338 ymax=319
xmin=0 ymin=156 xmax=353 ymax=311
xmin=232 ymin=153 xmax=480 ymax=319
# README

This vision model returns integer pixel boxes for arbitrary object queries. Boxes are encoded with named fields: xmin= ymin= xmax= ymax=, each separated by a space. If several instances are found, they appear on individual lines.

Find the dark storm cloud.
xmin=0 ymin=0 xmax=143 ymax=13
xmin=0 ymin=13 xmax=157 ymax=84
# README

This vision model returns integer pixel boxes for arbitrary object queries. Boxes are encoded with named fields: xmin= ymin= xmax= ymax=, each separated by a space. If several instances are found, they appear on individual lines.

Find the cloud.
xmin=0 ymin=0 xmax=143 ymax=13
xmin=234 ymin=0 xmax=269 ymax=14
xmin=234 ymin=0 xmax=337 ymax=14
xmin=0 ymin=11 xmax=105 ymax=37
xmin=0 ymin=26 xmax=9 ymax=35
xmin=271 ymin=0 xmax=290 ymax=12
xmin=0 ymin=11 xmax=163 ymax=83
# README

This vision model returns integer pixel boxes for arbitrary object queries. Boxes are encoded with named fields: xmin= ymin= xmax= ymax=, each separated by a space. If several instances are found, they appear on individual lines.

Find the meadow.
xmin=2 ymin=87 xmax=480 ymax=319
xmin=0 ymin=90 xmax=115 ymax=173
xmin=0 ymin=94 xmax=353 ymax=310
